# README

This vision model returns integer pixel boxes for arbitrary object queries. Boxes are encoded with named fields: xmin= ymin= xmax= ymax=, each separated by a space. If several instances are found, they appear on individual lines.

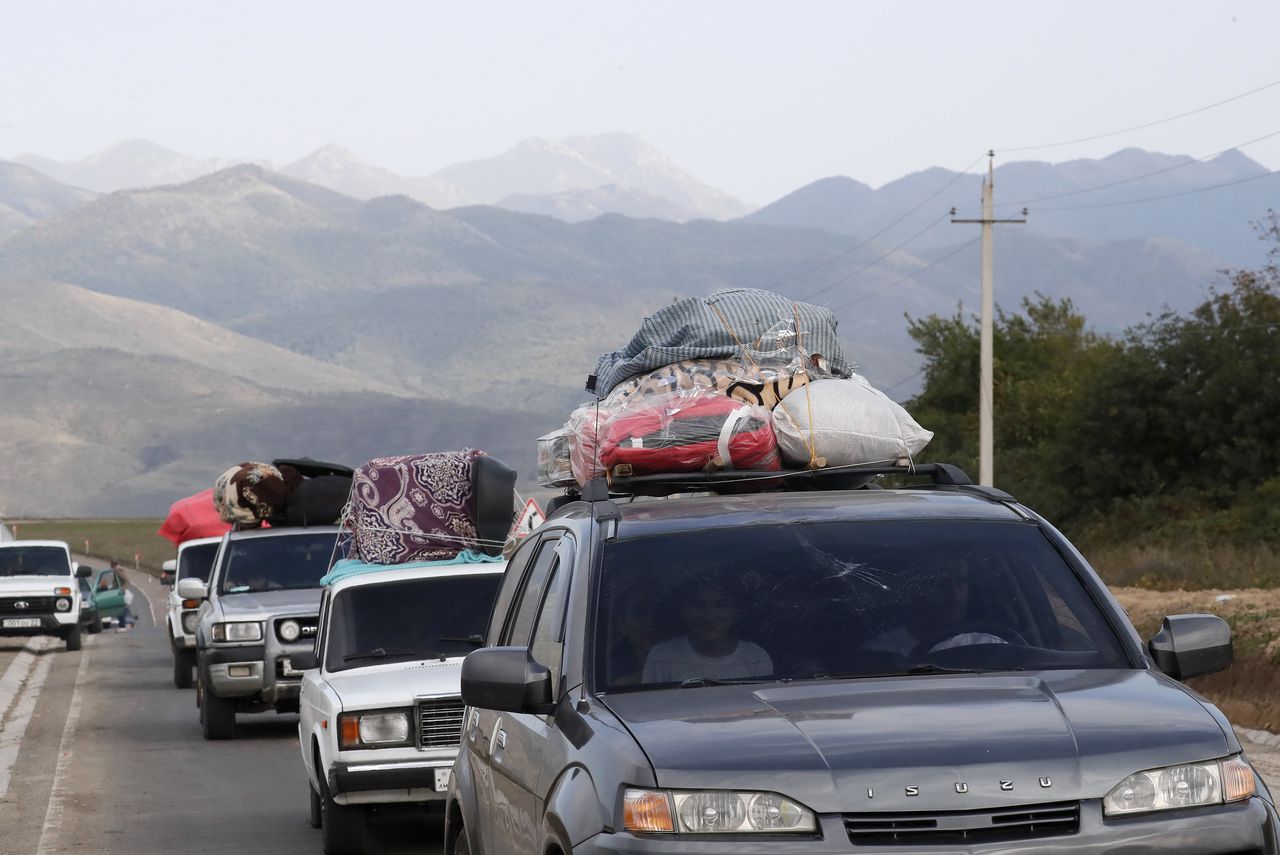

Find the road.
xmin=0 ymin=572 xmax=444 ymax=854
xmin=1 ymin=573 xmax=1278 ymax=852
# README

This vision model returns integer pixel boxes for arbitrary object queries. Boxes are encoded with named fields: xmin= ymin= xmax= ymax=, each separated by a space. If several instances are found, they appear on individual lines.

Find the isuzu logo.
xmin=13 ymin=601 xmax=29 ymax=609
xmin=870 ymin=776 xmax=1054 ymax=800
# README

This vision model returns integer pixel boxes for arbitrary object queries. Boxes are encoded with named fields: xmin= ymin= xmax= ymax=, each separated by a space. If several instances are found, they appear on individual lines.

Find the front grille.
xmin=845 ymin=801 xmax=1079 ymax=846
xmin=416 ymin=697 xmax=465 ymax=749
xmin=0 ymin=596 xmax=56 ymax=616
xmin=273 ymin=616 xmax=319 ymax=644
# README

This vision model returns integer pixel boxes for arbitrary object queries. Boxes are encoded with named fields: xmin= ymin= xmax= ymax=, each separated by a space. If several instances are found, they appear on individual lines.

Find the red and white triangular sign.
xmin=513 ymin=498 xmax=546 ymax=539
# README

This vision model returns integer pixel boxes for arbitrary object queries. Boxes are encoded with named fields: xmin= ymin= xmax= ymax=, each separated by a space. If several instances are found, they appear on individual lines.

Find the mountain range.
xmin=0 ymin=140 xmax=1272 ymax=515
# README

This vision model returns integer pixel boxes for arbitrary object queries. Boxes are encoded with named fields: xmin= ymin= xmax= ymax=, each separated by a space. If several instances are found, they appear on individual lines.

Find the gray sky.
xmin=3 ymin=0 xmax=1279 ymax=204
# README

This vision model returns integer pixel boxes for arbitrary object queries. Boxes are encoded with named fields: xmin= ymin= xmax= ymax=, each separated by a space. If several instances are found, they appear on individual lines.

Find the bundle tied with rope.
xmin=541 ymin=288 xmax=931 ymax=488
xmin=341 ymin=450 xmax=517 ymax=565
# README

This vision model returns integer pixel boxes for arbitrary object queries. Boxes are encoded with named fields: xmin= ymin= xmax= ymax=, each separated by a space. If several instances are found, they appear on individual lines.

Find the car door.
xmin=465 ymin=534 xmax=558 ymax=855
xmin=94 ymin=570 xmax=126 ymax=619
xmin=490 ymin=535 xmax=574 ymax=855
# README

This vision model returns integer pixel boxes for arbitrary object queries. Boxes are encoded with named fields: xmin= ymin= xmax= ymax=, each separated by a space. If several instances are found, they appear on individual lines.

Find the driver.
xmin=862 ymin=560 xmax=1009 ymax=658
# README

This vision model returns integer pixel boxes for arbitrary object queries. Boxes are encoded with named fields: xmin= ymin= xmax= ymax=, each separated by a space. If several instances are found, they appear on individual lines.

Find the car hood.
xmin=326 ymin=658 xmax=464 ymax=710
xmin=216 ymin=588 xmax=322 ymax=618
xmin=604 ymin=669 xmax=1230 ymax=812
xmin=0 ymin=576 xmax=73 ymax=597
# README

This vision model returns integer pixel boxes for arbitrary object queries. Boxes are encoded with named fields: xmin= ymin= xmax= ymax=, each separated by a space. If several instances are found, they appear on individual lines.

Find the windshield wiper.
xmin=343 ymin=648 xmax=414 ymax=662
xmin=678 ymin=676 xmax=771 ymax=689
xmin=437 ymin=635 xmax=485 ymax=647
xmin=905 ymin=663 xmax=987 ymax=675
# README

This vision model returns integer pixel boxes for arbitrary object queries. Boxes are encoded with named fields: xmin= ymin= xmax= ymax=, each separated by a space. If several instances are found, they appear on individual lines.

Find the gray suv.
xmin=446 ymin=465 xmax=1279 ymax=854
xmin=181 ymin=526 xmax=339 ymax=740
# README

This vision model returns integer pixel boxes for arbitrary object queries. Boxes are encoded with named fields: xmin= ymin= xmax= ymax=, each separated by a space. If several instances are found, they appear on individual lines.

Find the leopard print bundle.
xmin=603 ymin=358 xmax=811 ymax=412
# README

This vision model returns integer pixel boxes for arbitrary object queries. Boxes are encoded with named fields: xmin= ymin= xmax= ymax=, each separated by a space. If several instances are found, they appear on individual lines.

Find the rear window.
xmin=178 ymin=542 xmax=218 ymax=583
xmin=218 ymin=533 xmax=338 ymax=594
xmin=594 ymin=520 xmax=1128 ymax=692
xmin=0 ymin=546 xmax=70 ymax=577
xmin=325 ymin=574 xmax=503 ymax=672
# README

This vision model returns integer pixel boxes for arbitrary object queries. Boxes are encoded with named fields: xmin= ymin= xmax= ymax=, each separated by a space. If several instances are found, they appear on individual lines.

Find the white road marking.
xmin=35 ymin=638 xmax=92 ymax=855
xmin=128 ymin=577 xmax=159 ymax=627
xmin=0 ymin=637 xmax=43 ymax=722
xmin=0 ymin=640 xmax=55 ymax=800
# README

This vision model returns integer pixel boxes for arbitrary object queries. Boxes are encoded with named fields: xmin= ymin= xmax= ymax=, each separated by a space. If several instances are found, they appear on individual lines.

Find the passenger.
xmin=111 ymin=560 xmax=138 ymax=630
xmin=641 ymin=577 xmax=772 ymax=684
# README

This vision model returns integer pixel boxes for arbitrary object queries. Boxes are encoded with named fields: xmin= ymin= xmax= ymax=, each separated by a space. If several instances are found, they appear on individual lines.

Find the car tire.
xmin=320 ymin=771 xmax=365 ymax=855
xmin=64 ymin=623 xmax=82 ymax=652
xmin=199 ymin=670 xmax=236 ymax=740
xmin=87 ymin=612 xmax=103 ymax=634
xmin=309 ymin=781 xmax=323 ymax=829
xmin=173 ymin=648 xmax=195 ymax=689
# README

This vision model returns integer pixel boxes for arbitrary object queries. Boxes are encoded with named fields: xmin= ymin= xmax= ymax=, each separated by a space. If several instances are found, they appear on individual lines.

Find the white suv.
xmin=162 ymin=535 xmax=221 ymax=688
xmin=296 ymin=560 xmax=506 ymax=855
xmin=0 ymin=540 xmax=90 ymax=650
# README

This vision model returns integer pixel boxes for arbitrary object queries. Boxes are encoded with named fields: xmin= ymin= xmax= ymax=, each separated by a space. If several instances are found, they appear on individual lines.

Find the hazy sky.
xmin=3 ymin=0 xmax=1279 ymax=204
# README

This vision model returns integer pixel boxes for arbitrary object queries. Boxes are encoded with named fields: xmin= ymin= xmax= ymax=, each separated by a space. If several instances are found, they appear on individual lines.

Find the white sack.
xmin=772 ymin=376 xmax=933 ymax=468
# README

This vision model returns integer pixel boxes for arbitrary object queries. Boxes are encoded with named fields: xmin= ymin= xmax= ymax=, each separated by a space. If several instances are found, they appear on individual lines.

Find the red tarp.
xmin=156 ymin=488 xmax=232 ymax=546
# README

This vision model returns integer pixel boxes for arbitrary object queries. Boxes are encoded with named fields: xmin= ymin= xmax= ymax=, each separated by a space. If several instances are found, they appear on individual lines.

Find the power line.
xmin=953 ymin=127 xmax=1280 ymax=212
xmin=827 ymin=236 xmax=982 ymax=313
xmin=771 ymin=152 xmax=986 ymax=292
xmin=1035 ymin=168 xmax=1280 ymax=212
xmin=798 ymin=212 xmax=952 ymax=303
xmin=999 ymin=78 xmax=1280 ymax=153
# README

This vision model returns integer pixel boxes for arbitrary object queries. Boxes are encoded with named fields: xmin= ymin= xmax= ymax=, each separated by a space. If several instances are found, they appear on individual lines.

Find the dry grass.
xmin=1087 ymin=542 xmax=1280 ymax=590
xmin=1112 ymin=586 xmax=1280 ymax=731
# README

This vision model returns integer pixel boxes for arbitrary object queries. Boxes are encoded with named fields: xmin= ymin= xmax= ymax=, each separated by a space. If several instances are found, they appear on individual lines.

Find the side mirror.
xmin=176 ymin=578 xmax=208 ymax=601
xmin=1149 ymin=614 xmax=1232 ymax=680
xmin=75 ymin=565 xmax=93 ymax=579
xmin=290 ymin=650 xmax=319 ymax=671
xmin=461 ymin=647 xmax=554 ymax=715
xmin=160 ymin=559 xmax=176 ymax=586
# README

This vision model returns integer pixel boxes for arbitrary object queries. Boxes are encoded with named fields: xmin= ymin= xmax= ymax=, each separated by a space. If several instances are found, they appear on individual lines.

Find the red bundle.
xmin=600 ymin=392 xmax=780 ymax=476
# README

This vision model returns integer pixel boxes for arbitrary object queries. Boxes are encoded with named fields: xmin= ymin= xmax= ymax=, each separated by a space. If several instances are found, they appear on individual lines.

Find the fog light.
xmin=55 ymin=598 xmax=71 ymax=611
xmin=181 ymin=612 xmax=199 ymax=634
xmin=228 ymin=665 xmax=252 ymax=678
xmin=278 ymin=620 xmax=301 ymax=642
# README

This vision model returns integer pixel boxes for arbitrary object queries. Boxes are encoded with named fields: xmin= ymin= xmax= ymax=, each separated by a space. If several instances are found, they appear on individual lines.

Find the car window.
xmin=501 ymin=538 xmax=561 ymax=647
xmin=97 ymin=571 xmax=119 ymax=591
xmin=529 ymin=539 xmax=574 ymax=690
xmin=485 ymin=537 xmax=539 ymax=645
xmin=0 ymin=546 xmax=70 ymax=577
xmin=177 ymin=542 xmax=218 ymax=583
xmin=325 ymin=574 xmax=503 ymax=671
xmin=594 ymin=520 xmax=1130 ymax=692
xmin=218 ymin=532 xmax=338 ymax=594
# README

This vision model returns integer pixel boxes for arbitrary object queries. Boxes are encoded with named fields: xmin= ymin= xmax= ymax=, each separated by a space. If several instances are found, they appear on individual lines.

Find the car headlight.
xmin=623 ymin=788 xmax=817 ymax=834
xmin=180 ymin=611 xmax=199 ymax=634
xmin=55 ymin=598 xmax=71 ymax=612
xmin=337 ymin=710 xmax=413 ymax=749
xmin=1104 ymin=756 xmax=1256 ymax=816
xmin=211 ymin=621 xmax=263 ymax=643
xmin=278 ymin=620 xmax=301 ymax=642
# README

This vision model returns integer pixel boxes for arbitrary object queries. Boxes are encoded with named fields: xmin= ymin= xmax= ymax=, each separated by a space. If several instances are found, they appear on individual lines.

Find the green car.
xmin=77 ymin=576 xmax=104 ymax=634
xmin=92 ymin=567 xmax=130 ymax=624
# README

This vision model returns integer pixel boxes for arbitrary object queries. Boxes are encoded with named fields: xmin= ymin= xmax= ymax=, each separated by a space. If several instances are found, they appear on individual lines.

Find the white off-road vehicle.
xmin=295 ymin=560 xmax=506 ymax=855
xmin=0 ymin=540 xmax=91 ymax=650
xmin=161 ymin=535 xmax=222 ymax=688
xmin=181 ymin=526 xmax=340 ymax=739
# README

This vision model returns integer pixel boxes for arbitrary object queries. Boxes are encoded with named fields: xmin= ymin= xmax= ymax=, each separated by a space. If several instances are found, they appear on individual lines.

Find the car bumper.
xmin=202 ymin=643 xmax=306 ymax=706
xmin=576 ymin=798 xmax=1279 ymax=853
xmin=329 ymin=759 xmax=454 ymax=805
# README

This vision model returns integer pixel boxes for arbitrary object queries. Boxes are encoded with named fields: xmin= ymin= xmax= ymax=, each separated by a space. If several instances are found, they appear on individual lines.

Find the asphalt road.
xmin=0 ymin=574 xmax=445 ymax=854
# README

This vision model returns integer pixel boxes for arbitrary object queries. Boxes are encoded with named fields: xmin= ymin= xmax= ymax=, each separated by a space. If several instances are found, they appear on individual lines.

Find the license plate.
xmin=2 ymin=618 xmax=41 ymax=628
xmin=281 ymin=658 xmax=303 ymax=677
xmin=433 ymin=768 xmax=451 ymax=792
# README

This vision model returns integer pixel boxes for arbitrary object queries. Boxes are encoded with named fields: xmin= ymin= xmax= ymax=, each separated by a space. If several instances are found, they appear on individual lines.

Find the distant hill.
xmin=747 ymin=149 xmax=1279 ymax=267
xmin=0 ymin=161 xmax=96 ymax=238
xmin=13 ymin=139 xmax=264 ymax=194
xmin=281 ymin=144 xmax=471 ymax=209
xmin=0 ymin=161 xmax=1241 ymax=514
xmin=497 ymin=184 xmax=700 ymax=222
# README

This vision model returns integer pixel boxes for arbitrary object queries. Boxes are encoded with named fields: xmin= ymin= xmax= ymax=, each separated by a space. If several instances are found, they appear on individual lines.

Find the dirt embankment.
xmin=1112 ymin=587 xmax=1280 ymax=732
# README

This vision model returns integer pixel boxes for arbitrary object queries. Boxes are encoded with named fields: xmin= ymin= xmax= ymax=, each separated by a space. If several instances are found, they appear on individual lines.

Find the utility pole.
xmin=950 ymin=151 xmax=1026 ymax=487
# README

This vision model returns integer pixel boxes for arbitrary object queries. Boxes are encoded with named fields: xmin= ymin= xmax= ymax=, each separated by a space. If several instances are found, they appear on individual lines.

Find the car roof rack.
xmin=601 ymin=460 xmax=974 ymax=497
